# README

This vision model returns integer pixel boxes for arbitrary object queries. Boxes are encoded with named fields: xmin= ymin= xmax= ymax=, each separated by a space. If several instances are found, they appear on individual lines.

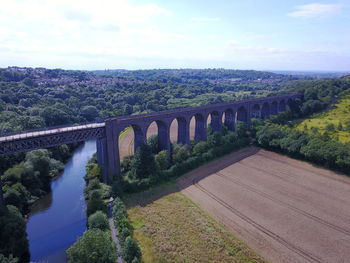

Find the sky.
xmin=0 ymin=0 xmax=349 ymax=71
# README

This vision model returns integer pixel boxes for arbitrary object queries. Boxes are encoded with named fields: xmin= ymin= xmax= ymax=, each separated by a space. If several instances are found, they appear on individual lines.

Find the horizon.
xmin=1 ymin=0 xmax=350 ymax=71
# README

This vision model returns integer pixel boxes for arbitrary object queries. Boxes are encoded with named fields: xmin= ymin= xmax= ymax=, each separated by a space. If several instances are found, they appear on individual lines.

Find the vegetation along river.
xmin=26 ymin=141 xmax=96 ymax=263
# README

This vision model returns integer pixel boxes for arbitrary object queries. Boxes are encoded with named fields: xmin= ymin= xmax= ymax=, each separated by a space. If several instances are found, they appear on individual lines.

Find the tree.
xmin=67 ymin=229 xmax=116 ymax=263
xmin=147 ymin=135 xmax=158 ymax=154
xmin=122 ymin=237 xmax=142 ymax=263
xmin=154 ymin=151 xmax=170 ymax=170
xmin=88 ymin=211 xmax=109 ymax=231
xmin=0 ymin=254 xmax=18 ymax=263
xmin=0 ymin=205 xmax=29 ymax=262
xmin=192 ymin=141 xmax=209 ymax=155
xmin=207 ymin=132 xmax=223 ymax=147
xmin=172 ymin=144 xmax=190 ymax=163
xmin=87 ymin=191 xmax=107 ymax=216
xmin=81 ymin=106 xmax=99 ymax=121
xmin=130 ymin=144 xmax=156 ymax=179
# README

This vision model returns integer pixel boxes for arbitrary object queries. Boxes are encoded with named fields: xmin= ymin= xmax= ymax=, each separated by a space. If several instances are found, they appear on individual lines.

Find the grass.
xmin=296 ymin=90 xmax=350 ymax=143
xmin=125 ymin=182 xmax=266 ymax=263
xmin=119 ymin=127 xmax=131 ymax=141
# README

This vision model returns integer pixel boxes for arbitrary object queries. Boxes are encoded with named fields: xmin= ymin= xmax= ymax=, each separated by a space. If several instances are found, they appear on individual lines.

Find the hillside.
xmin=296 ymin=89 xmax=350 ymax=142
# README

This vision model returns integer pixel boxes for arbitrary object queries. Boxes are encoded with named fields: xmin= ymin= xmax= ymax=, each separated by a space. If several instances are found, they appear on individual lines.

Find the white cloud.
xmin=288 ymin=3 xmax=342 ymax=18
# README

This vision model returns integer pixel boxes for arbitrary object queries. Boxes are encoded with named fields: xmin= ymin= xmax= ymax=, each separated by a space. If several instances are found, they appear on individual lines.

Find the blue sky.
xmin=0 ymin=0 xmax=349 ymax=71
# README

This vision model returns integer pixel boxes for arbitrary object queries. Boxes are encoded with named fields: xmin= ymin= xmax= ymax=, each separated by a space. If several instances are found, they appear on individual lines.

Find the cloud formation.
xmin=288 ymin=3 xmax=342 ymax=18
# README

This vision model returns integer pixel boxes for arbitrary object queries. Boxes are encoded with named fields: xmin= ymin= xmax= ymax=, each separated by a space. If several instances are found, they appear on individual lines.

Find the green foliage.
xmin=172 ymin=144 xmax=190 ymax=163
xmin=87 ymin=191 xmax=107 ymax=216
xmin=0 ymin=205 xmax=29 ymax=262
xmin=130 ymin=144 xmax=156 ymax=180
xmin=88 ymin=211 xmax=109 ymax=231
xmin=66 ymin=229 xmax=116 ymax=263
xmin=147 ymin=135 xmax=159 ymax=154
xmin=122 ymin=237 xmax=142 ymax=263
xmin=255 ymin=123 xmax=350 ymax=173
xmin=112 ymin=197 xmax=142 ymax=262
xmin=155 ymin=150 xmax=170 ymax=171
xmin=0 ymin=254 xmax=18 ymax=263
xmin=192 ymin=141 xmax=209 ymax=155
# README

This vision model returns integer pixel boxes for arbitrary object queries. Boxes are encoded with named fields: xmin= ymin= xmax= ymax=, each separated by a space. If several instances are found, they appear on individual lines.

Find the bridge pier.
xmin=194 ymin=115 xmax=207 ymax=142
xmin=96 ymin=137 xmax=108 ymax=184
xmin=134 ymin=126 xmax=147 ymax=153
xmin=0 ymin=178 xmax=3 ymax=206
xmin=177 ymin=118 xmax=190 ymax=145
xmin=105 ymin=120 xmax=121 ymax=183
xmin=224 ymin=110 xmax=235 ymax=131
xmin=157 ymin=122 xmax=171 ymax=152
xmin=210 ymin=112 xmax=222 ymax=132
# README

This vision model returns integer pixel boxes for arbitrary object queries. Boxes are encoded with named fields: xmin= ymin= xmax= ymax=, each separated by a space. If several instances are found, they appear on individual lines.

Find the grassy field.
xmin=296 ymin=90 xmax=350 ymax=143
xmin=125 ymin=182 xmax=266 ymax=263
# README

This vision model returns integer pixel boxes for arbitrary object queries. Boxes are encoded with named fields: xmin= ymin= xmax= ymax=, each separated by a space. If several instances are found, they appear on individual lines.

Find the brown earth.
xmin=178 ymin=147 xmax=350 ymax=263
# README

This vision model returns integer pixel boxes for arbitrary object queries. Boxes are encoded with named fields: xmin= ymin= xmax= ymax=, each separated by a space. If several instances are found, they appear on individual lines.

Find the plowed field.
xmin=179 ymin=147 xmax=350 ymax=263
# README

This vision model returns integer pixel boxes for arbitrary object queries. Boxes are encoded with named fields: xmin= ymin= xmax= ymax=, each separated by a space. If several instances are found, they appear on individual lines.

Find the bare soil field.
xmin=179 ymin=147 xmax=350 ymax=263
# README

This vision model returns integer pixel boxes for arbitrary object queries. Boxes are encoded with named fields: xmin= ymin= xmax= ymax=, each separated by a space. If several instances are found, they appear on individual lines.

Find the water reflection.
xmin=26 ymin=141 xmax=96 ymax=263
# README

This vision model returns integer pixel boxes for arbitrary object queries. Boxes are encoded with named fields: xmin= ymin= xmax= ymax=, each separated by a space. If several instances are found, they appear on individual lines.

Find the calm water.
xmin=26 ymin=141 xmax=96 ymax=263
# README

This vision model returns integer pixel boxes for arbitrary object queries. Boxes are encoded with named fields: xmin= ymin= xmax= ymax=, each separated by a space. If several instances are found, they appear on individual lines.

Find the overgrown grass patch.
xmin=296 ymin=90 xmax=350 ymax=143
xmin=126 ymin=185 xmax=266 ymax=263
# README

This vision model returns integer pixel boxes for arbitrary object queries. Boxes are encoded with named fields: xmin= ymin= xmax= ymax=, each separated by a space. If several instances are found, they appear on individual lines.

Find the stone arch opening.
xmin=146 ymin=120 xmax=170 ymax=153
xmin=261 ymin=102 xmax=270 ymax=118
xmin=251 ymin=104 xmax=261 ymax=118
xmin=271 ymin=101 xmax=278 ymax=115
xmin=118 ymin=125 xmax=135 ymax=161
xmin=170 ymin=117 xmax=190 ymax=145
xmin=237 ymin=106 xmax=248 ymax=124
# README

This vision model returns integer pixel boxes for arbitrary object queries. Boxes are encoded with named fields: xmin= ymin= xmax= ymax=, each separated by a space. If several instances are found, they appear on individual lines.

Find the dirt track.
xmin=178 ymin=147 xmax=350 ymax=263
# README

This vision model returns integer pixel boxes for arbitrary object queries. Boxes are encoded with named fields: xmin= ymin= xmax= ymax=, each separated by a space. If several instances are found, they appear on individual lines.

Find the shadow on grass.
xmin=124 ymin=146 xmax=260 ymax=208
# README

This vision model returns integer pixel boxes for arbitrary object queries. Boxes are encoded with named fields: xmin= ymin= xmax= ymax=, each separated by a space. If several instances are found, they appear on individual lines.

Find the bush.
xmin=88 ymin=211 xmax=109 ymax=231
xmin=122 ymin=237 xmax=142 ymax=263
xmin=67 ymin=229 xmax=116 ymax=263
xmin=87 ymin=191 xmax=107 ymax=216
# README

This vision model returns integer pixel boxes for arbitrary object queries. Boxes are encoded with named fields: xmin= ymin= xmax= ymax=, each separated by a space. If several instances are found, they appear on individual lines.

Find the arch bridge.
xmin=0 ymin=93 xmax=301 ymax=189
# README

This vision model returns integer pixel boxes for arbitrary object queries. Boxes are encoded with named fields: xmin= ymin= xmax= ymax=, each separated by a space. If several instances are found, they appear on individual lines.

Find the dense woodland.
xmin=0 ymin=67 xmax=349 ymax=262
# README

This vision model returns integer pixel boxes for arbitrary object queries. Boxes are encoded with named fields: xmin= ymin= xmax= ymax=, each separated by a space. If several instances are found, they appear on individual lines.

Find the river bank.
xmin=26 ymin=141 xmax=96 ymax=263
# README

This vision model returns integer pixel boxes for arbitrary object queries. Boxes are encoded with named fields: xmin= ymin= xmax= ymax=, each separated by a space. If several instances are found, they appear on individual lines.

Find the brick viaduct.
xmin=0 ymin=93 xmax=302 ymax=204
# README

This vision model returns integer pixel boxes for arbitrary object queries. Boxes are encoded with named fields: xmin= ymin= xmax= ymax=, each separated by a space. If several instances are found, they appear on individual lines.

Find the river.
xmin=26 ymin=140 xmax=96 ymax=263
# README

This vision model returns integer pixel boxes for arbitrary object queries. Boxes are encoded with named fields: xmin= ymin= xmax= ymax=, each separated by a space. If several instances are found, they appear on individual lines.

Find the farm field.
xmin=126 ymin=182 xmax=266 ymax=263
xmin=296 ymin=90 xmax=350 ymax=142
xmin=179 ymin=147 xmax=350 ymax=263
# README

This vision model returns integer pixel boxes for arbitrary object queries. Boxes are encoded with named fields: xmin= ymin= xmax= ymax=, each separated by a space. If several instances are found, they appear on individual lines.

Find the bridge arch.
xmin=146 ymin=120 xmax=170 ymax=153
xmin=236 ymin=106 xmax=248 ymax=124
xmin=251 ymin=104 xmax=261 ymax=118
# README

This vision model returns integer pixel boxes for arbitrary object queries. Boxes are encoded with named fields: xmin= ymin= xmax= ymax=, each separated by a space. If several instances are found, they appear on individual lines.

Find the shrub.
xmin=122 ymin=237 xmax=142 ymax=263
xmin=67 ymin=229 xmax=116 ymax=263
xmin=88 ymin=211 xmax=109 ymax=231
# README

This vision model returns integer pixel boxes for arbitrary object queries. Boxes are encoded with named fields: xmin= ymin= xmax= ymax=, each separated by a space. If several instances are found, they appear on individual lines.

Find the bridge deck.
xmin=0 ymin=123 xmax=105 ymax=143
